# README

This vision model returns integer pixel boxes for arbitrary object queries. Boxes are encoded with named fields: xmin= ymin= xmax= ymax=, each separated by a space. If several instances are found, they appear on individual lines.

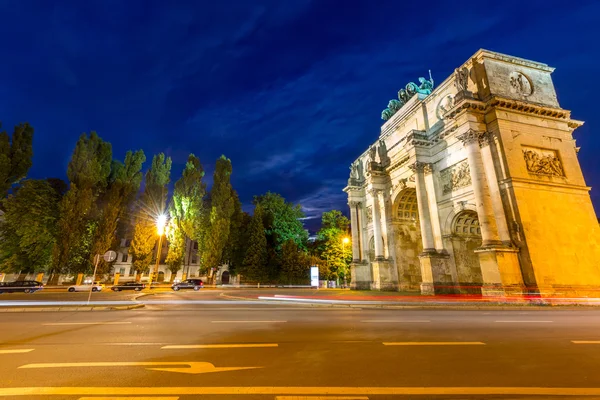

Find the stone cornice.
xmin=444 ymin=95 xmax=574 ymax=122
xmin=471 ymin=49 xmax=555 ymax=73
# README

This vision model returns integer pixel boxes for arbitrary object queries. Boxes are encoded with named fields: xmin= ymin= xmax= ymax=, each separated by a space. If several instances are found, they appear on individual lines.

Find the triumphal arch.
xmin=344 ymin=49 xmax=600 ymax=296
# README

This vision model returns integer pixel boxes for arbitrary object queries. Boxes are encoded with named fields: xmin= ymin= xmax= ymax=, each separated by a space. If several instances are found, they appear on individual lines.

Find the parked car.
xmin=0 ymin=280 xmax=44 ymax=294
xmin=68 ymin=281 xmax=104 ymax=292
xmin=172 ymin=279 xmax=204 ymax=291
xmin=111 ymin=282 xmax=145 ymax=292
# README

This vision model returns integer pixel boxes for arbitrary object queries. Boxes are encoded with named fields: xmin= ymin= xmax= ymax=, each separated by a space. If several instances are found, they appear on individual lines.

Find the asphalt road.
xmin=2 ymin=307 xmax=600 ymax=399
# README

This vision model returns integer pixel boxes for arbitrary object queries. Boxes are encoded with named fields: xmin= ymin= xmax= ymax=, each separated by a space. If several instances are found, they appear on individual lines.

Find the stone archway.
xmin=450 ymin=211 xmax=483 ymax=293
xmin=392 ymin=188 xmax=423 ymax=290
xmin=221 ymin=270 xmax=230 ymax=284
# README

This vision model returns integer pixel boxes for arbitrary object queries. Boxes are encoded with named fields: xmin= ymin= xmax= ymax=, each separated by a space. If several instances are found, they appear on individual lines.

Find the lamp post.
xmin=148 ymin=214 xmax=167 ymax=288
xmin=342 ymin=237 xmax=350 ymax=288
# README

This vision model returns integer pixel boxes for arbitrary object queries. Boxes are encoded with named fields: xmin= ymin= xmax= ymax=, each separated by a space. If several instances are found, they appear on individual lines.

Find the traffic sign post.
xmin=87 ymin=250 xmax=117 ymax=305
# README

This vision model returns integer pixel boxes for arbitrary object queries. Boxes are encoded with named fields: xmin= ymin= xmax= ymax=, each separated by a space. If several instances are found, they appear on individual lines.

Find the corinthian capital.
xmin=457 ymin=129 xmax=483 ymax=146
xmin=348 ymin=200 xmax=362 ymax=208
xmin=478 ymin=131 xmax=496 ymax=147
xmin=408 ymin=161 xmax=432 ymax=174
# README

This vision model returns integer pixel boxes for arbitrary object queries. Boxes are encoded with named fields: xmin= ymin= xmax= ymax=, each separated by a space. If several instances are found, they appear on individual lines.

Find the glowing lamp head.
xmin=157 ymin=214 xmax=167 ymax=236
xmin=342 ymin=237 xmax=350 ymax=244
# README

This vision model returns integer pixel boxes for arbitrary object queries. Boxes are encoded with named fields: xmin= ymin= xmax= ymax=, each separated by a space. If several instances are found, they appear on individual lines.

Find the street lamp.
xmin=148 ymin=214 xmax=167 ymax=287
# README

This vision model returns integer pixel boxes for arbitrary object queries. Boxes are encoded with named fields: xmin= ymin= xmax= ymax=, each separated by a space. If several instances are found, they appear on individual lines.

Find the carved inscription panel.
xmin=440 ymin=160 xmax=471 ymax=195
xmin=522 ymin=146 xmax=564 ymax=177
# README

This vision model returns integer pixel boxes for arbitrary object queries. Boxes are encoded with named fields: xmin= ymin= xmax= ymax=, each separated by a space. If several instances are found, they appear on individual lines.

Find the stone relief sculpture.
xmin=377 ymin=140 xmax=389 ymax=165
xmin=522 ymin=147 xmax=564 ymax=177
xmin=509 ymin=71 xmax=533 ymax=96
xmin=440 ymin=160 xmax=472 ymax=194
xmin=366 ymin=206 xmax=373 ymax=223
xmin=455 ymin=67 xmax=469 ymax=92
xmin=381 ymin=71 xmax=435 ymax=121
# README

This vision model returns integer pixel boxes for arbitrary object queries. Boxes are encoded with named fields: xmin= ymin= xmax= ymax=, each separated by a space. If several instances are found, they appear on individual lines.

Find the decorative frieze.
xmin=522 ymin=146 xmax=564 ymax=177
xmin=440 ymin=160 xmax=472 ymax=195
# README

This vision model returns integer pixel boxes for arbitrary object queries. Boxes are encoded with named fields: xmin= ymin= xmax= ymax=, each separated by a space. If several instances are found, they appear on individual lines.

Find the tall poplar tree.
xmin=0 ymin=122 xmax=34 ymax=200
xmin=167 ymin=154 xmax=206 ymax=279
xmin=129 ymin=153 xmax=171 ymax=278
xmin=50 ymin=132 xmax=111 ymax=282
xmin=241 ymin=204 xmax=268 ymax=283
xmin=202 ymin=155 xmax=234 ymax=278
xmin=92 ymin=150 xmax=146 ymax=275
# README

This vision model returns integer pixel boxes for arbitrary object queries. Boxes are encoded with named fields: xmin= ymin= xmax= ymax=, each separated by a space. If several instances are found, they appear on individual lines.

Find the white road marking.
xmin=362 ymin=320 xmax=430 ymax=323
xmin=494 ymin=320 xmax=553 ymax=323
xmin=4 ymin=386 xmax=600 ymax=396
xmin=0 ymin=349 xmax=34 ymax=354
xmin=383 ymin=342 xmax=485 ymax=346
xmin=211 ymin=320 xmax=287 ymax=323
xmin=572 ymin=341 xmax=600 ymax=344
xmin=43 ymin=322 xmax=132 ymax=326
xmin=162 ymin=343 xmax=278 ymax=349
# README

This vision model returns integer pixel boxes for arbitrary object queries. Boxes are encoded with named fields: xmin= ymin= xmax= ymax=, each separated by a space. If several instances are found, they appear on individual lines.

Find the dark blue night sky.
xmin=1 ymin=0 xmax=599 ymax=230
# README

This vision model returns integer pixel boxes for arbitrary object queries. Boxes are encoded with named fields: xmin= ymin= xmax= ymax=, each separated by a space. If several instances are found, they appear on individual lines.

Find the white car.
xmin=67 ymin=282 xmax=105 ymax=292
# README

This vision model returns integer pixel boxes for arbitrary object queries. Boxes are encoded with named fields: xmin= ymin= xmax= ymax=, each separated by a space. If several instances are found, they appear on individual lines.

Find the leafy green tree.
xmin=254 ymin=191 xmax=308 ymax=251
xmin=50 ymin=132 xmax=112 ymax=282
xmin=0 ymin=179 xmax=64 ymax=277
xmin=129 ymin=153 xmax=171 ymax=279
xmin=92 ymin=150 xmax=146 ymax=275
xmin=202 ymin=155 xmax=234 ymax=278
xmin=165 ymin=218 xmax=185 ymax=281
xmin=170 ymin=154 xmax=206 ymax=277
xmin=0 ymin=122 xmax=34 ymax=200
xmin=241 ymin=204 xmax=268 ymax=283
xmin=130 ymin=221 xmax=156 ymax=276
xmin=279 ymin=239 xmax=310 ymax=284
xmin=223 ymin=189 xmax=244 ymax=275
xmin=316 ymin=210 xmax=352 ymax=283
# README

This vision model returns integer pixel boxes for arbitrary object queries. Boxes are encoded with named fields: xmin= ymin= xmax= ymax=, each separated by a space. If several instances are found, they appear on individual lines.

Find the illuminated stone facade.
xmin=345 ymin=49 xmax=600 ymax=296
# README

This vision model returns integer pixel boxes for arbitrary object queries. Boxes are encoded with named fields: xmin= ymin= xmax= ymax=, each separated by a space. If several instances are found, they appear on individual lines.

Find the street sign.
xmin=310 ymin=266 xmax=319 ymax=288
xmin=103 ymin=250 xmax=117 ymax=263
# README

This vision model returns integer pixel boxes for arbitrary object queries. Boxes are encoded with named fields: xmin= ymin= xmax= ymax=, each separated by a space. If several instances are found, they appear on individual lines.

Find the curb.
xmin=0 ymin=304 xmax=145 ymax=312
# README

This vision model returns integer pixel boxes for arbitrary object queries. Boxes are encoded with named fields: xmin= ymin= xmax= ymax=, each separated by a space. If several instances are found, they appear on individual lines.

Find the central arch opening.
xmin=392 ymin=188 xmax=422 ymax=290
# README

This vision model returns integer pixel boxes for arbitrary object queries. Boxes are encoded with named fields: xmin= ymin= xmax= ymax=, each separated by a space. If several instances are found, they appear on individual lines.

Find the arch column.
xmin=480 ymin=132 xmax=512 ymax=245
xmin=409 ymin=162 xmax=436 ymax=253
xmin=369 ymin=189 xmax=385 ymax=260
xmin=457 ymin=130 xmax=502 ymax=247
xmin=348 ymin=201 xmax=361 ymax=262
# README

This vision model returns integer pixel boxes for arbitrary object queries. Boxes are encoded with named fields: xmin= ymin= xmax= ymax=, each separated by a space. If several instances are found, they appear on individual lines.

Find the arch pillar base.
xmin=475 ymin=247 xmax=524 ymax=297
xmin=418 ymin=252 xmax=453 ymax=295
xmin=350 ymin=261 xmax=371 ymax=290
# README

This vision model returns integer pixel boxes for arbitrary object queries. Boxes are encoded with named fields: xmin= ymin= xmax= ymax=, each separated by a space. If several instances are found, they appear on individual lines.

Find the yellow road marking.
xmin=572 ymin=341 xmax=600 ymax=344
xmin=0 ymin=349 xmax=34 ymax=354
xmin=211 ymin=320 xmax=287 ymax=323
xmin=43 ymin=322 xmax=131 ymax=326
xmin=383 ymin=341 xmax=485 ymax=346
xmin=18 ymin=361 xmax=260 ymax=375
xmin=79 ymin=398 xmax=178 ymax=400
xmin=2 ymin=387 xmax=600 ymax=396
xmin=162 ymin=343 xmax=278 ymax=349
xmin=276 ymin=397 xmax=368 ymax=400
